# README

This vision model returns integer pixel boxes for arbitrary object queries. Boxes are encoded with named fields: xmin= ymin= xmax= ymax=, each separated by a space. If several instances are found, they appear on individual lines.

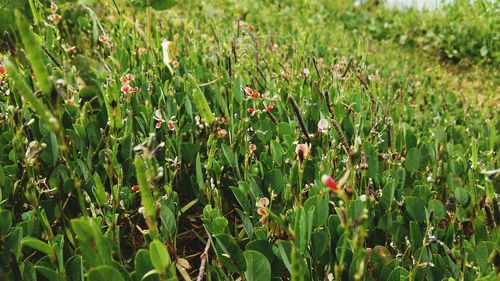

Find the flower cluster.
xmin=238 ymin=20 xmax=254 ymax=31
xmin=153 ymin=109 xmax=175 ymax=130
xmin=257 ymin=197 xmax=269 ymax=225
xmin=244 ymin=86 xmax=276 ymax=116
xmin=47 ymin=3 xmax=61 ymax=25
xmin=332 ymin=56 xmax=349 ymax=79
xmin=120 ymin=74 xmax=138 ymax=95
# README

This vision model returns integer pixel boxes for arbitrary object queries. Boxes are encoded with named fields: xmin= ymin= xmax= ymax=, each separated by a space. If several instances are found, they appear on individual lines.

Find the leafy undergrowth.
xmin=0 ymin=1 xmax=498 ymax=281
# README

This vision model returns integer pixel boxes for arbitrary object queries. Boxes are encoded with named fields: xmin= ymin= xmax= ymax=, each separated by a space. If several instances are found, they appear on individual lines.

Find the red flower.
xmin=98 ymin=34 xmax=107 ymax=43
xmin=168 ymin=120 xmax=175 ymax=131
xmin=250 ymin=92 xmax=260 ymax=99
xmin=131 ymin=185 xmax=140 ymax=192
xmin=121 ymin=84 xmax=132 ymax=94
xmin=247 ymin=108 xmax=255 ymax=114
xmin=322 ymin=175 xmax=338 ymax=190
xmin=244 ymin=87 xmax=253 ymax=95
xmin=0 ymin=65 xmax=5 ymax=75
xmin=264 ymin=105 xmax=273 ymax=112
xmin=248 ymin=143 xmax=256 ymax=154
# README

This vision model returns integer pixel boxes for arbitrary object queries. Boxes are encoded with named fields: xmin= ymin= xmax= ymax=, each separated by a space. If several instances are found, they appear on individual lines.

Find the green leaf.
xmin=270 ymin=140 xmax=284 ymax=164
xmin=221 ymin=143 xmax=236 ymax=166
xmin=134 ymin=155 xmax=157 ymax=236
xmin=189 ymin=74 xmax=214 ymax=124
xmin=380 ymin=179 xmax=396 ymax=211
xmin=15 ymin=10 xmax=52 ymax=94
xmin=454 ymin=187 xmax=469 ymax=206
xmin=214 ymin=233 xmax=246 ymax=272
xmin=409 ymin=221 xmax=423 ymax=249
xmin=370 ymin=246 xmax=392 ymax=278
xmin=3 ymin=58 xmax=59 ymax=133
xmin=159 ymin=203 xmax=177 ymax=236
xmin=387 ymin=266 xmax=409 ymax=281
xmin=405 ymin=196 xmax=426 ymax=223
xmin=35 ymin=266 xmax=64 ymax=281
xmin=0 ymin=209 xmax=12 ymax=236
xmin=149 ymin=239 xmax=171 ymax=272
xmin=150 ymin=0 xmax=176 ymax=10
xmin=404 ymin=147 xmax=421 ymax=173
xmin=65 ymin=255 xmax=84 ymax=281
xmin=22 ymin=236 xmax=52 ymax=255
xmin=195 ymin=153 xmax=204 ymax=190
xmin=243 ymin=250 xmax=271 ymax=281
xmin=428 ymin=199 xmax=445 ymax=223
xmin=87 ymin=265 xmax=125 ymax=281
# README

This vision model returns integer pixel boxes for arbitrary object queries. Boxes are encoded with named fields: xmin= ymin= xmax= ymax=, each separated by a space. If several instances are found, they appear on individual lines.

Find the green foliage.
xmin=0 ymin=0 xmax=498 ymax=280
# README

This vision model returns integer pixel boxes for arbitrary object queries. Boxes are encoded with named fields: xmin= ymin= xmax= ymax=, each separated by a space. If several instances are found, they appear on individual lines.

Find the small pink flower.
xmin=264 ymin=105 xmax=273 ymax=112
xmin=171 ymin=60 xmax=179 ymax=68
xmin=249 ymin=143 xmax=256 ymax=154
xmin=154 ymin=109 xmax=165 ymax=128
xmin=244 ymin=87 xmax=253 ymax=95
xmin=121 ymin=84 xmax=132 ymax=94
xmin=250 ymin=92 xmax=260 ymax=99
xmin=98 ymin=34 xmax=107 ymax=43
xmin=126 ymin=74 xmax=135 ymax=82
xmin=131 ymin=185 xmax=140 ymax=192
xmin=258 ymin=197 xmax=269 ymax=208
xmin=48 ymin=14 xmax=61 ymax=24
xmin=247 ymin=108 xmax=256 ymax=114
xmin=238 ymin=21 xmax=245 ymax=29
xmin=317 ymin=118 xmax=330 ymax=133
xmin=0 ymin=65 xmax=5 ymax=75
xmin=168 ymin=120 xmax=175 ymax=131
xmin=120 ymin=75 xmax=128 ymax=84
xmin=295 ymin=143 xmax=311 ymax=162
xmin=131 ymin=87 xmax=138 ymax=94
xmin=257 ymin=207 xmax=267 ymax=216
xmin=322 ymin=175 xmax=338 ymax=190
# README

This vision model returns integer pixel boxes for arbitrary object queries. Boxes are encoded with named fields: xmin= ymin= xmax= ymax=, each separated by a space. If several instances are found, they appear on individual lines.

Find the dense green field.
xmin=0 ymin=0 xmax=498 ymax=280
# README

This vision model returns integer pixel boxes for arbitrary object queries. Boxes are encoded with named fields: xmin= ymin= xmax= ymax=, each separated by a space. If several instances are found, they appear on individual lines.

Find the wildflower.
xmin=248 ymin=143 xmax=256 ymax=154
xmin=168 ymin=120 xmax=175 ymax=131
xmin=238 ymin=21 xmax=245 ymax=30
xmin=48 ymin=14 xmax=62 ymax=24
xmin=161 ymin=40 xmax=175 ymax=65
xmin=302 ymin=68 xmax=310 ymax=77
xmin=217 ymin=128 xmax=228 ymax=138
xmin=244 ymin=87 xmax=254 ymax=96
xmin=258 ymin=197 xmax=269 ymax=208
xmin=98 ymin=34 xmax=107 ymax=43
xmin=250 ymin=91 xmax=260 ymax=99
xmin=264 ymin=105 xmax=273 ymax=112
xmin=154 ymin=109 xmax=165 ymax=129
xmin=171 ymin=60 xmax=179 ymax=68
xmin=295 ymin=143 xmax=311 ymax=164
xmin=120 ymin=84 xmax=132 ymax=94
xmin=257 ymin=207 xmax=268 ymax=225
xmin=322 ymin=175 xmax=338 ymax=190
xmin=247 ymin=108 xmax=256 ymax=114
xmin=120 ymin=76 xmax=128 ymax=84
xmin=317 ymin=118 xmax=330 ymax=133
xmin=131 ymin=185 xmax=140 ymax=192
xmin=133 ymin=47 xmax=148 ymax=55
xmin=126 ymin=74 xmax=135 ymax=82
xmin=0 ymin=65 xmax=5 ymax=75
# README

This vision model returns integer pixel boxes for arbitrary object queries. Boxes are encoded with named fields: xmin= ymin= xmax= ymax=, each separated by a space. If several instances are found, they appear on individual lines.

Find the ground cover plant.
xmin=0 ymin=0 xmax=498 ymax=280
